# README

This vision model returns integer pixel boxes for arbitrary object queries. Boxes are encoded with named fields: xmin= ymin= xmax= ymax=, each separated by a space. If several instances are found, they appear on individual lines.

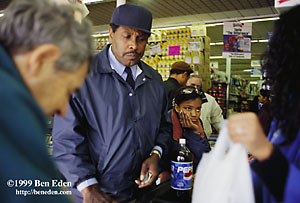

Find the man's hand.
xmin=135 ymin=153 xmax=159 ymax=188
xmin=158 ymin=171 xmax=171 ymax=183
xmin=81 ymin=184 xmax=118 ymax=203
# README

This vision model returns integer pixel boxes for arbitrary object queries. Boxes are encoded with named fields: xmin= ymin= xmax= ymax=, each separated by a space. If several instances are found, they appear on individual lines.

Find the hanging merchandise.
xmin=191 ymin=24 xmax=206 ymax=37
xmin=251 ymin=60 xmax=262 ymax=78
xmin=192 ymin=121 xmax=255 ymax=203
xmin=222 ymin=22 xmax=252 ymax=59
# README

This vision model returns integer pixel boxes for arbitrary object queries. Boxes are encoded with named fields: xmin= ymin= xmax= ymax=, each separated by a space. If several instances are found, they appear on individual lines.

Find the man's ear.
xmin=109 ymin=26 xmax=114 ymax=44
xmin=27 ymin=44 xmax=61 ymax=76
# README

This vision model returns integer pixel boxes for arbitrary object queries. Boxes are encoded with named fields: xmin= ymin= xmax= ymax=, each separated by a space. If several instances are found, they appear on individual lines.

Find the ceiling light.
xmin=215 ymin=42 xmax=223 ymax=45
xmin=243 ymin=69 xmax=251 ymax=72
xmin=151 ymin=26 xmax=186 ymax=31
xmin=92 ymin=33 xmax=109 ymax=37
xmin=258 ymin=39 xmax=269 ymax=43
xmin=82 ymin=0 xmax=104 ymax=4
xmin=240 ymin=17 xmax=279 ymax=23
xmin=251 ymin=40 xmax=259 ymax=43
xmin=210 ymin=56 xmax=223 ymax=59
xmin=250 ymin=81 xmax=258 ymax=84
xmin=204 ymin=23 xmax=224 ymax=27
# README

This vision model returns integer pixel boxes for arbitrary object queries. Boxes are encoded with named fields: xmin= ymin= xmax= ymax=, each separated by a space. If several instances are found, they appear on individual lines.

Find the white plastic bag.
xmin=192 ymin=121 xmax=255 ymax=203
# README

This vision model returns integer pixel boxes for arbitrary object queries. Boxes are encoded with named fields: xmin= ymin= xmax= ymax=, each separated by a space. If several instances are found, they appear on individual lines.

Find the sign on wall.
xmin=222 ymin=22 xmax=252 ymax=59
xmin=275 ymin=0 xmax=300 ymax=11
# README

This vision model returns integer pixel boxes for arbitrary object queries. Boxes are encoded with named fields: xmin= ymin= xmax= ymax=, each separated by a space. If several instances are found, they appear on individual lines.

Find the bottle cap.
xmin=179 ymin=138 xmax=186 ymax=144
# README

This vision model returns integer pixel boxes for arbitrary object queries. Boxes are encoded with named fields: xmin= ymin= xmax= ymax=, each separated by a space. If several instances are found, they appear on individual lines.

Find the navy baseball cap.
xmin=110 ymin=3 xmax=152 ymax=34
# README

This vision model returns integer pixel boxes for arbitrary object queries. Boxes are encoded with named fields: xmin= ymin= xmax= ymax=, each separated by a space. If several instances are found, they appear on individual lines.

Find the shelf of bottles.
xmin=208 ymin=81 xmax=227 ymax=118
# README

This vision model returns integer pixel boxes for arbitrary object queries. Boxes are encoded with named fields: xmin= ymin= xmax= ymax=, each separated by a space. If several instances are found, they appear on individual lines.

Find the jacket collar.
xmin=167 ymin=77 xmax=180 ymax=85
xmin=94 ymin=44 xmax=153 ymax=79
xmin=0 ymin=45 xmax=24 ymax=83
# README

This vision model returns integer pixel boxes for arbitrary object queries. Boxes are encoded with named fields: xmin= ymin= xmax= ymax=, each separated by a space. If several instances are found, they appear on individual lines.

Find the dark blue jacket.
xmin=52 ymin=45 xmax=171 ymax=202
xmin=0 ymin=46 xmax=71 ymax=202
xmin=252 ymin=121 xmax=300 ymax=203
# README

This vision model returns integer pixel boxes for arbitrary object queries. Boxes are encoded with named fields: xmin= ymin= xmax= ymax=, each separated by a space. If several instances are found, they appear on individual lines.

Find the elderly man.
xmin=0 ymin=0 xmax=93 ymax=202
xmin=52 ymin=3 xmax=171 ymax=203
xmin=186 ymin=74 xmax=223 ymax=138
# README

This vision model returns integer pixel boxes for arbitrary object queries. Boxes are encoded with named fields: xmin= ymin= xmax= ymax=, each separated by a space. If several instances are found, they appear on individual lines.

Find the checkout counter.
xmin=132 ymin=180 xmax=191 ymax=203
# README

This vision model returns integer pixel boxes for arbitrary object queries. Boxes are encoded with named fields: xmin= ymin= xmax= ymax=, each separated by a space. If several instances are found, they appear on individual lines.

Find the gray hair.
xmin=187 ymin=73 xmax=203 ymax=88
xmin=0 ymin=0 xmax=94 ymax=72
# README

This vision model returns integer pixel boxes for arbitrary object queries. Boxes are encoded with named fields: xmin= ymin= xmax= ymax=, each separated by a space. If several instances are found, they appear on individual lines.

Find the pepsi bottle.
xmin=171 ymin=138 xmax=193 ymax=202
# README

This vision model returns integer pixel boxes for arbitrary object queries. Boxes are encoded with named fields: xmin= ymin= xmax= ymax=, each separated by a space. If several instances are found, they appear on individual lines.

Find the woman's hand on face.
xmin=179 ymin=111 xmax=200 ymax=132
xmin=227 ymin=112 xmax=273 ymax=161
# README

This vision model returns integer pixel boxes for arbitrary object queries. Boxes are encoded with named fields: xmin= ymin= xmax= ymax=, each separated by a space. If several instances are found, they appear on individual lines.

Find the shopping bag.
xmin=192 ymin=121 xmax=255 ymax=203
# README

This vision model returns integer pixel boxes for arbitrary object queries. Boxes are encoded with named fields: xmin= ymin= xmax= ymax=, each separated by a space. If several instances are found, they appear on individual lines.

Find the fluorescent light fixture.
xmin=243 ymin=69 xmax=251 ymax=72
xmin=215 ymin=42 xmax=223 ymax=45
xmin=258 ymin=39 xmax=269 ymax=43
xmin=0 ymin=11 xmax=4 ymax=17
xmin=240 ymin=17 xmax=279 ymax=23
xmin=210 ymin=40 xmax=267 ymax=45
xmin=82 ymin=0 xmax=103 ymax=4
xmin=151 ymin=26 xmax=186 ymax=31
xmin=204 ymin=23 xmax=224 ymax=27
xmin=250 ymin=81 xmax=258 ymax=84
xmin=210 ymin=56 xmax=223 ymax=59
xmin=210 ymin=42 xmax=223 ymax=46
xmin=92 ymin=33 xmax=109 ymax=37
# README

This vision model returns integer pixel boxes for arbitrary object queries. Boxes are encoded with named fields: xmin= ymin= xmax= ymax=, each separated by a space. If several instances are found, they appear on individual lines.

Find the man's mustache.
xmin=123 ymin=51 xmax=140 ymax=56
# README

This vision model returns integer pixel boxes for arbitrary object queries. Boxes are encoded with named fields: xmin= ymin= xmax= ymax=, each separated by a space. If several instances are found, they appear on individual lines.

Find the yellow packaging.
xmin=192 ymin=51 xmax=200 ymax=64
xmin=185 ymin=51 xmax=192 ymax=64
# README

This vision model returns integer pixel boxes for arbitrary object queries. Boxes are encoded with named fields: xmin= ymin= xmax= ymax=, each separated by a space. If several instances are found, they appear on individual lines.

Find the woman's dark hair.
xmin=260 ymin=89 xmax=270 ymax=99
xmin=174 ymin=86 xmax=202 ymax=107
xmin=261 ymin=5 xmax=300 ymax=143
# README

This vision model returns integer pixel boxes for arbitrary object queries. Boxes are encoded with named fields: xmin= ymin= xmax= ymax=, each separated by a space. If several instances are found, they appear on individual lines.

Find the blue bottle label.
xmin=171 ymin=161 xmax=193 ymax=190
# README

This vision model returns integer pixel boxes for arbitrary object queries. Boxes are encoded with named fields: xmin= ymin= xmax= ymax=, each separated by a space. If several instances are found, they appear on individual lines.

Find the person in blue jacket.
xmin=159 ymin=87 xmax=211 ymax=182
xmin=227 ymin=5 xmax=300 ymax=203
xmin=52 ymin=3 xmax=171 ymax=203
xmin=0 ymin=0 xmax=93 ymax=202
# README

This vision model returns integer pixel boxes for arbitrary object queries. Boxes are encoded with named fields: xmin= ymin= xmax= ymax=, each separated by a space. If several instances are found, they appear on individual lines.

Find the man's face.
xmin=186 ymin=77 xmax=201 ymax=90
xmin=258 ymin=94 xmax=267 ymax=104
xmin=34 ymin=61 xmax=89 ymax=117
xmin=180 ymin=72 xmax=189 ymax=86
xmin=109 ymin=25 xmax=149 ymax=67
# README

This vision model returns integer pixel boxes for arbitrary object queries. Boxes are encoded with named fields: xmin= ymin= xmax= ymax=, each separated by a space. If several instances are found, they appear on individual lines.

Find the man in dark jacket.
xmin=0 ymin=0 xmax=93 ymax=202
xmin=164 ymin=61 xmax=193 ymax=110
xmin=52 ymin=3 xmax=171 ymax=203
xmin=258 ymin=89 xmax=272 ymax=135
